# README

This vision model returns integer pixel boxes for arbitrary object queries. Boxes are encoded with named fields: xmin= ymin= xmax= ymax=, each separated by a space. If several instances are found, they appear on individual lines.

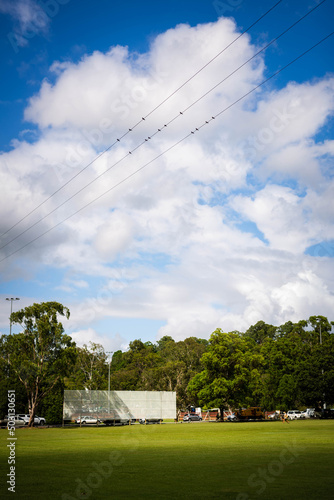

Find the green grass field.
xmin=1 ymin=420 xmax=334 ymax=499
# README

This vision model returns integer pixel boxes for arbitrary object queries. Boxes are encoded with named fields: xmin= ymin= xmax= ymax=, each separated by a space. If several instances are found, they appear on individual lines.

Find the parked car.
xmin=183 ymin=413 xmax=202 ymax=422
xmin=75 ymin=417 xmax=101 ymax=424
xmin=139 ymin=418 xmax=163 ymax=424
xmin=287 ymin=410 xmax=305 ymax=420
xmin=5 ymin=415 xmax=26 ymax=426
xmin=226 ymin=413 xmax=237 ymax=421
xmin=16 ymin=414 xmax=46 ymax=425
xmin=267 ymin=410 xmax=282 ymax=420
xmin=301 ymin=408 xmax=319 ymax=419
xmin=320 ymin=409 xmax=334 ymax=419
xmin=104 ymin=418 xmax=131 ymax=426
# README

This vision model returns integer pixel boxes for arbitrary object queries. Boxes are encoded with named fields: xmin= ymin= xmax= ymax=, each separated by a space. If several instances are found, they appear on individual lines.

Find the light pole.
xmin=6 ymin=297 xmax=20 ymax=335
xmin=106 ymin=351 xmax=113 ymax=414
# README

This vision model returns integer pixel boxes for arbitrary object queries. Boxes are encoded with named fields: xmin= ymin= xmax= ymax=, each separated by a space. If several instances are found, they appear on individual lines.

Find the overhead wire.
xmin=0 ymin=0 xmax=283 ymax=239
xmin=1 ymin=29 xmax=333 ymax=263
xmin=0 ymin=0 xmax=328 ymax=253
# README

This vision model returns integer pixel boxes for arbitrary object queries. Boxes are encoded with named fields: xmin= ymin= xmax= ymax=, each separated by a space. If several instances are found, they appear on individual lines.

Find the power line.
xmin=132 ymin=0 xmax=284 ymax=125
xmin=1 ymin=29 xmax=333 ymax=263
xmin=0 ymin=0 xmax=283 ymax=239
xmin=0 ymin=0 xmax=328 ymax=253
xmin=157 ymin=0 xmax=329 ymax=125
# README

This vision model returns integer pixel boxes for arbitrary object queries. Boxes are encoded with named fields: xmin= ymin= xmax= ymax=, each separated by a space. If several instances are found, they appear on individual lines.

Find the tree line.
xmin=0 ymin=302 xmax=333 ymax=425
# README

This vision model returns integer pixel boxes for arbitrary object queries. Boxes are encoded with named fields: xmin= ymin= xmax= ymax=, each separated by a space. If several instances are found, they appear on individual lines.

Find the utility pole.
xmin=5 ymin=297 xmax=20 ymax=334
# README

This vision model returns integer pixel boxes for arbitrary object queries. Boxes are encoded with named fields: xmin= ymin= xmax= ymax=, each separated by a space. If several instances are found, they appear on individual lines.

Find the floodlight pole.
xmin=6 ymin=297 xmax=20 ymax=335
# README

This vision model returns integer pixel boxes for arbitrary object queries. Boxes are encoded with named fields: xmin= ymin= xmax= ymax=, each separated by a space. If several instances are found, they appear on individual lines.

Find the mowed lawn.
xmin=1 ymin=420 xmax=334 ymax=499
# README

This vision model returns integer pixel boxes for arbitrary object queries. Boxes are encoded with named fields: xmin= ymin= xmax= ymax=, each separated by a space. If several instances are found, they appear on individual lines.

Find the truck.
xmin=236 ymin=407 xmax=265 ymax=421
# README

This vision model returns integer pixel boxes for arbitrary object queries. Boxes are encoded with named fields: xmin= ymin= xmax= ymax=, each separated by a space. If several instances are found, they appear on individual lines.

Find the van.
xmin=287 ymin=410 xmax=304 ymax=420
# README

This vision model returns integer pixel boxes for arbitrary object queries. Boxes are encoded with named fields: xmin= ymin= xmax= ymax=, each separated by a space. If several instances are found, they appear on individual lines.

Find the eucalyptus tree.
xmin=0 ymin=302 xmax=76 ymax=427
xmin=66 ymin=342 xmax=108 ymax=390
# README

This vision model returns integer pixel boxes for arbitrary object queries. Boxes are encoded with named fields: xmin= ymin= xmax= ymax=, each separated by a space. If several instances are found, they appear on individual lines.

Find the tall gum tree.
xmin=0 ymin=302 xmax=76 ymax=427
xmin=66 ymin=342 xmax=107 ymax=390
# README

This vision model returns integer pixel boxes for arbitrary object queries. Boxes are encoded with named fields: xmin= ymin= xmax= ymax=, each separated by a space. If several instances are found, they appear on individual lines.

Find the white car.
xmin=287 ymin=410 xmax=305 ymax=420
xmin=5 ymin=415 xmax=26 ymax=426
xmin=267 ymin=411 xmax=280 ymax=420
xmin=75 ymin=417 xmax=101 ymax=424
xmin=226 ymin=413 xmax=237 ymax=421
xmin=301 ymin=408 xmax=319 ymax=419
xmin=183 ymin=413 xmax=202 ymax=422
xmin=139 ymin=418 xmax=163 ymax=424
xmin=16 ymin=414 xmax=46 ymax=425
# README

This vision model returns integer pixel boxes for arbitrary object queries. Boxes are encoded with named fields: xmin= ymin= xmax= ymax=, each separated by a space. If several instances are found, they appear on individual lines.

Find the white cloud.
xmin=231 ymin=185 xmax=308 ymax=252
xmin=24 ymin=18 xmax=263 ymax=133
xmin=56 ymin=278 xmax=89 ymax=293
xmin=94 ymin=211 xmax=135 ymax=261
xmin=1 ymin=17 xmax=334 ymax=343
xmin=231 ymin=181 xmax=334 ymax=254
xmin=271 ymin=269 xmax=334 ymax=321
xmin=70 ymin=328 xmax=128 ymax=352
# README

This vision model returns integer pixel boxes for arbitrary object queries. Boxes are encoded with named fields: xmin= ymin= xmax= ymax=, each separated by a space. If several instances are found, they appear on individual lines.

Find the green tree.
xmin=0 ymin=302 xmax=76 ymax=426
xmin=308 ymin=315 xmax=333 ymax=336
xmin=244 ymin=321 xmax=277 ymax=344
xmin=110 ymin=340 xmax=161 ymax=391
xmin=0 ymin=357 xmax=27 ymax=419
xmin=110 ymin=350 xmax=126 ymax=371
xmin=37 ymin=380 xmax=64 ymax=425
xmin=260 ymin=317 xmax=334 ymax=410
xmin=187 ymin=329 xmax=263 ymax=411
xmin=66 ymin=342 xmax=107 ymax=390
xmin=107 ymin=336 xmax=207 ymax=408
xmin=153 ymin=337 xmax=208 ymax=408
xmin=156 ymin=336 xmax=175 ymax=351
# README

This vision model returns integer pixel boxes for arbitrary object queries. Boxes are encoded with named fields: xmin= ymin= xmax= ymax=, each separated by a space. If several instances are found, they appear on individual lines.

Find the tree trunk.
xmin=27 ymin=396 xmax=38 ymax=427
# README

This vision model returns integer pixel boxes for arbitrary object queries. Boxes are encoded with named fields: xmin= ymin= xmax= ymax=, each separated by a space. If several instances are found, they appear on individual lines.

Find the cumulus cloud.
xmin=1 ymin=17 xmax=334 ymax=342
xmin=24 ymin=18 xmax=263 ymax=133
xmin=70 ymin=328 xmax=128 ymax=352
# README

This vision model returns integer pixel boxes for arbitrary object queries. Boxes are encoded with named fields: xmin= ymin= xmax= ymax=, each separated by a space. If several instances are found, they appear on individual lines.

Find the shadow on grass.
xmin=1 ymin=420 xmax=334 ymax=499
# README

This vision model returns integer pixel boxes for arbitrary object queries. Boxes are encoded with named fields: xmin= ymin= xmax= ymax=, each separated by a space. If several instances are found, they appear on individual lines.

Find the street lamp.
xmin=5 ymin=298 xmax=20 ymax=335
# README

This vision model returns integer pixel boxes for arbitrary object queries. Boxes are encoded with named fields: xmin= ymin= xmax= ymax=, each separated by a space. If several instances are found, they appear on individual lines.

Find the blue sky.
xmin=0 ymin=0 xmax=333 ymax=351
